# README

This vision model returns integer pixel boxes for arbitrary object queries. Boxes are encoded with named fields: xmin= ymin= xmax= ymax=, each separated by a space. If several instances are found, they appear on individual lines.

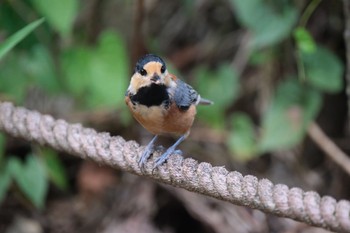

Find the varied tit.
xmin=125 ymin=54 xmax=212 ymax=169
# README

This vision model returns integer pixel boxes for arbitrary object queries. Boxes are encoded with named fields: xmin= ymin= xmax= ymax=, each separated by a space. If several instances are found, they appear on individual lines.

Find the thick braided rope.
xmin=0 ymin=101 xmax=349 ymax=232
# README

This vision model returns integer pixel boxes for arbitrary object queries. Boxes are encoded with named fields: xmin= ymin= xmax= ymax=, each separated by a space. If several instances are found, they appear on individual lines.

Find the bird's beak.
xmin=151 ymin=74 xmax=161 ymax=84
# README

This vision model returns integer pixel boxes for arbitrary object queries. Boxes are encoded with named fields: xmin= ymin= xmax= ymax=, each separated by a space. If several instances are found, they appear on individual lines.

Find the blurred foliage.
xmin=294 ymin=27 xmax=316 ymax=53
xmin=0 ymin=147 xmax=67 ymax=209
xmin=0 ymin=0 xmax=132 ymax=207
xmin=0 ymin=2 xmax=130 ymax=109
xmin=301 ymin=46 xmax=343 ymax=93
xmin=8 ymin=155 xmax=48 ymax=209
xmin=228 ymin=79 xmax=322 ymax=159
xmin=0 ymin=45 xmax=61 ymax=102
xmin=41 ymin=148 xmax=68 ymax=191
xmin=228 ymin=113 xmax=257 ymax=161
xmin=62 ymin=30 xmax=129 ymax=108
xmin=225 ymin=0 xmax=344 ymax=160
xmin=0 ymin=162 xmax=11 ymax=203
xmin=230 ymin=0 xmax=298 ymax=48
xmin=0 ymin=18 xmax=46 ymax=208
xmin=259 ymin=79 xmax=322 ymax=152
xmin=195 ymin=64 xmax=239 ymax=128
xmin=29 ymin=0 xmax=78 ymax=37
xmin=0 ymin=18 xmax=44 ymax=59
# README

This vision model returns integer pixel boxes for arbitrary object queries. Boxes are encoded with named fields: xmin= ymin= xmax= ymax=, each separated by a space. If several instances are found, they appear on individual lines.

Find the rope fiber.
xmin=0 ymin=101 xmax=349 ymax=232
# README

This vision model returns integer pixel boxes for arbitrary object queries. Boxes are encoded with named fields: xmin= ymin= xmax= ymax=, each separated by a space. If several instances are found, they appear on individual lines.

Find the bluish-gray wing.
xmin=174 ymin=79 xmax=199 ymax=111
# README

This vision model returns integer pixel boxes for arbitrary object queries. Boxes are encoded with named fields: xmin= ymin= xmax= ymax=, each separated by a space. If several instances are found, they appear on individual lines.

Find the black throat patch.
xmin=130 ymin=84 xmax=169 ymax=107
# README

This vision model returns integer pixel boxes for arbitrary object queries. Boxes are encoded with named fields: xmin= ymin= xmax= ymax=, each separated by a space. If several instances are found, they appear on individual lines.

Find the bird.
xmin=125 ymin=54 xmax=212 ymax=169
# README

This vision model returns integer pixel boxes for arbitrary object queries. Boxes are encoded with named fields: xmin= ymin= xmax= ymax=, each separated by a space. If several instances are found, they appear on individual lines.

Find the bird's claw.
xmin=139 ymin=135 xmax=185 ymax=171
xmin=153 ymin=148 xmax=183 ymax=169
xmin=138 ymin=148 xmax=153 ymax=169
xmin=138 ymin=135 xmax=158 ymax=171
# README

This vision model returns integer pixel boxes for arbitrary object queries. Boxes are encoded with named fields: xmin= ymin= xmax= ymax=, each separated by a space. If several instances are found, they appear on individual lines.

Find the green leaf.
xmin=9 ymin=155 xmax=48 ymax=209
xmin=0 ymin=4 xmax=27 ymax=35
xmin=41 ymin=149 xmax=68 ymax=191
xmin=61 ymin=46 xmax=92 ymax=97
xmin=0 ymin=18 xmax=44 ymax=60
xmin=228 ymin=113 xmax=257 ymax=161
xmin=259 ymin=79 xmax=321 ymax=152
xmin=195 ymin=64 xmax=240 ymax=128
xmin=21 ymin=45 xmax=61 ymax=93
xmin=62 ymin=30 xmax=130 ymax=108
xmin=30 ymin=0 xmax=78 ymax=37
xmin=293 ymin=27 xmax=316 ymax=53
xmin=302 ymin=46 xmax=344 ymax=93
xmin=0 ymin=45 xmax=60 ymax=101
xmin=0 ymin=164 xmax=11 ymax=203
xmin=88 ymin=31 xmax=129 ymax=108
xmin=230 ymin=0 xmax=298 ymax=48
xmin=0 ymin=52 xmax=29 ymax=101
xmin=250 ymin=50 xmax=275 ymax=66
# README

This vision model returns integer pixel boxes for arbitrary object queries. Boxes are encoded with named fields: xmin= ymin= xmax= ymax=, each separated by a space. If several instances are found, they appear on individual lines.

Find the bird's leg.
xmin=153 ymin=135 xmax=186 ymax=168
xmin=139 ymin=135 xmax=158 ymax=167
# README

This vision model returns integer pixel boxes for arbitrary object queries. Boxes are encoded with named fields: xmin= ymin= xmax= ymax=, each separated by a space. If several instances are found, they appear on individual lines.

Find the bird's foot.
xmin=138 ymin=146 xmax=154 ymax=169
xmin=153 ymin=135 xmax=186 ymax=169
xmin=138 ymin=135 xmax=158 ymax=170
xmin=153 ymin=148 xmax=183 ymax=169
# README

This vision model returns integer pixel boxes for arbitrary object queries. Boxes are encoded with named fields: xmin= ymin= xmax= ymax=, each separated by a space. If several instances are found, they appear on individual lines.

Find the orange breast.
xmin=125 ymin=96 xmax=196 ymax=136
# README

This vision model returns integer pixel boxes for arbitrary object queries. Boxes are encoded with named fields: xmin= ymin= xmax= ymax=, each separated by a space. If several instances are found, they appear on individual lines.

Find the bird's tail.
xmin=196 ymin=95 xmax=214 ymax=105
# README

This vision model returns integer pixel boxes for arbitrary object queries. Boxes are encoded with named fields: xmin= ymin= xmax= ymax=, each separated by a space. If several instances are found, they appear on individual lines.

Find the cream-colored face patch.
xmin=143 ymin=61 xmax=163 ymax=75
xmin=128 ymin=61 xmax=176 ymax=94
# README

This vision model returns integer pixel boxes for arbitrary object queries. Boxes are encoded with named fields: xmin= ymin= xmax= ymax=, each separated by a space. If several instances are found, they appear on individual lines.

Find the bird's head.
xmin=128 ymin=54 xmax=176 ymax=95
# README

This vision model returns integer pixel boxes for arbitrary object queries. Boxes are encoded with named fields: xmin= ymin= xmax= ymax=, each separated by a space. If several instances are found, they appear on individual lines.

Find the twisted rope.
xmin=0 ymin=101 xmax=349 ymax=232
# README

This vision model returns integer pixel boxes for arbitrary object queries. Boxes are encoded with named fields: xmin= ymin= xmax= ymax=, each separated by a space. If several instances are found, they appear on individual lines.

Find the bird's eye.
xmin=140 ymin=68 xmax=147 ymax=76
xmin=160 ymin=65 xmax=166 ymax=74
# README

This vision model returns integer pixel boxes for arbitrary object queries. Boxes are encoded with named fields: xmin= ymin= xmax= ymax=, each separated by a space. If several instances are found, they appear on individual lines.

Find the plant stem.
xmin=300 ymin=0 xmax=322 ymax=27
